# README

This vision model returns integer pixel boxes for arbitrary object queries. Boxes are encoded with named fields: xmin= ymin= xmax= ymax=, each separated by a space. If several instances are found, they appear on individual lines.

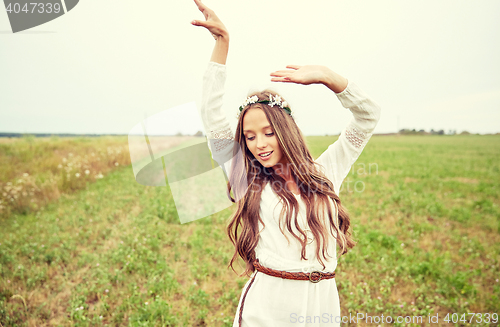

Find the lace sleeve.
xmin=200 ymin=62 xmax=235 ymax=162
xmin=344 ymin=122 xmax=369 ymax=149
xmin=207 ymin=127 xmax=234 ymax=155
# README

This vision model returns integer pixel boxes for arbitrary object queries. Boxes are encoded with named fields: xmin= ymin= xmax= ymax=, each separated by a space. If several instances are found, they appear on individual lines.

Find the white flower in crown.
xmin=268 ymin=94 xmax=285 ymax=108
xmin=282 ymin=101 xmax=288 ymax=108
xmin=268 ymin=94 xmax=275 ymax=107
xmin=274 ymin=95 xmax=282 ymax=106
xmin=242 ymin=95 xmax=258 ymax=107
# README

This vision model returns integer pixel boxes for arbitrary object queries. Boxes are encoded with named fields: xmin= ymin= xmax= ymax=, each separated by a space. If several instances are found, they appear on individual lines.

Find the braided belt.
xmin=253 ymin=259 xmax=335 ymax=283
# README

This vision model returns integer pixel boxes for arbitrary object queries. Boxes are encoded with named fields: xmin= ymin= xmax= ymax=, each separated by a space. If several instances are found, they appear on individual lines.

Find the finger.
xmin=271 ymin=77 xmax=292 ymax=83
xmin=194 ymin=0 xmax=214 ymax=19
xmin=191 ymin=20 xmax=210 ymax=28
xmin=286 ymin=65 xmax=301 ymax=70
xmin=194 ymin=0 xmax=208 ymax=12
xmin=191 ymin=20 xmax=204 ymax=26
xmin=270 ymin=70 xmax=294 ymax=77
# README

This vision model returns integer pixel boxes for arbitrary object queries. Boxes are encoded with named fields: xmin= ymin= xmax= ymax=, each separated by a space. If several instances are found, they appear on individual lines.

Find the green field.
xmin=1 ymin=134 xmax=499 ymax=326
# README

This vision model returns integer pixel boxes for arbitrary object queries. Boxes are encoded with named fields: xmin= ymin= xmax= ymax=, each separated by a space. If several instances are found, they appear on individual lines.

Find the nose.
xmin=256 ymin=135 xmax=268 ymax=149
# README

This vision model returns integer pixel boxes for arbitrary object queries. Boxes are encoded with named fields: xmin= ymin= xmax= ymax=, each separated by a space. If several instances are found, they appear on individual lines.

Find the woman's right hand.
xmin=191 ymin=0 xmax=229 ymax=41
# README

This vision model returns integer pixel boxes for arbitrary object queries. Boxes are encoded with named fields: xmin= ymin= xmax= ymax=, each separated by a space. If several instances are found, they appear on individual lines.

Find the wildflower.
xmin=99 ymin=316 xmax=103 ymax=319
xmin=80 ymin=306 xmax=83 ymax=310
xmin=400 ymin=304 xmax=404 ymax=308
xmin=75 ymin=173 xmax=80 ymax=178
xmin=496 ymin=279 xmax=499 ymax=282
xmin=145 ymin=302 xmax=149 ymax=305
xmin=85 ymin=170 xmax=90 ymax=175
xmin=115 ymin=162 xmax=119 ymax=166
xmin=75 ymin=308 xmax=79 ymax=311
xmin=23 ymin=173 xmax=29 ymax=177
xmin=105 ymin=289 xmax=109 ymax=293
xmin=7 ymin=280 xmax=10 ymax=283
xmin=193 ymin=281 xmax=197 ymax=285
xmin=96 ymin=263 xmax=99 ymax=267
xmin=401 ymin=243 xmax=404 ymax=247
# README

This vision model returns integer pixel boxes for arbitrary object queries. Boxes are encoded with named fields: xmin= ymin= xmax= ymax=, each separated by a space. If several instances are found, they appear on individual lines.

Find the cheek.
xmin=245 ymin=141 xmax=256 ymax=156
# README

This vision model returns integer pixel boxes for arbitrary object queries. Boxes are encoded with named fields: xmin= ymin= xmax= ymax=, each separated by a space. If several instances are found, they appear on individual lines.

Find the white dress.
xmin=199 ymin=62 xmax=381 ymax=327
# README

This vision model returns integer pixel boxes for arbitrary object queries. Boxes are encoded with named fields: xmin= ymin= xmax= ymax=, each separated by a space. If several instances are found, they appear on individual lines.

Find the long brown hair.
xmin=226 ymin=90 xmax=356 ymax=277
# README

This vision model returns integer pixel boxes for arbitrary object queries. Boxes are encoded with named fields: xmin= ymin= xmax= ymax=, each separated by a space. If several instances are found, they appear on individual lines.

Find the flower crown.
xmin=238 ymin=94 xmax=292 ymax=116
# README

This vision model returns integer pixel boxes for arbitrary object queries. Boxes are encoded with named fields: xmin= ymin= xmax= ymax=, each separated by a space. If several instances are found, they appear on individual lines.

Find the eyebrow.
xmin=243 ymin=125 xmax=272 ymax=134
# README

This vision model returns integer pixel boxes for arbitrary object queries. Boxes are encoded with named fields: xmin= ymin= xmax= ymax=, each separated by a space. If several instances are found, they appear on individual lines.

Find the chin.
xmin=256 ymin=158 xmax=274 ymax=168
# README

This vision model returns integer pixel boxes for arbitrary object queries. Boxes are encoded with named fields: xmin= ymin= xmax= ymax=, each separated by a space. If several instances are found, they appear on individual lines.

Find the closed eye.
xmin=246 ymin=133 xmax=274 ymax=141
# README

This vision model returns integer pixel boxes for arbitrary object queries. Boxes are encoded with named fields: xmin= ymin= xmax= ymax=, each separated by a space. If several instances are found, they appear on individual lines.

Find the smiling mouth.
xmin=259 ymin=151 xmax=273 ymax=158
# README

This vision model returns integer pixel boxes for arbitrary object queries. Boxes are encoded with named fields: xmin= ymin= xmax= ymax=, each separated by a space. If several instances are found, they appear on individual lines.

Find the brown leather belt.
xmin=253 ymin=259 xmax=336 ymax=283
xmin=238 ymin=259 xmax=336 ymax=326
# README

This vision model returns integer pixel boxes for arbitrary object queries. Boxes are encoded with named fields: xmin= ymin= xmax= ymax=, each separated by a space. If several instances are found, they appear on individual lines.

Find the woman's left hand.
xmin=270 ymin=65 xmax=327 ymax=85
xmin=270 ymin=65 xmax=348 ymax=93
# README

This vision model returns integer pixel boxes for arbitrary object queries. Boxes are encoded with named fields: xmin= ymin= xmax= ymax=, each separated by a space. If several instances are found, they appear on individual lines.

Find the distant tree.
xmin=175 ymin=132 xmax=183 ymax=136
xmin=460 ymin=130 xmax=470 ymax=135
xmin=194 ymin=131 xmax=203 ymax=137
xmin=437 ymin=130 xmax=444 ymax=135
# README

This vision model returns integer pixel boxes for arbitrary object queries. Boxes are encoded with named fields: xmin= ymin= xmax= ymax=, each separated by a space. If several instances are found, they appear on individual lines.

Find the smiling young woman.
xmin=191 ymin=0 xmax=381 ymax=326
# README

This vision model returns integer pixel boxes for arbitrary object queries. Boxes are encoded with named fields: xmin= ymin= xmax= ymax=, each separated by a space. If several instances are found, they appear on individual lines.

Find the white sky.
xmin=1 ymin=0 xmax=499 ymax=135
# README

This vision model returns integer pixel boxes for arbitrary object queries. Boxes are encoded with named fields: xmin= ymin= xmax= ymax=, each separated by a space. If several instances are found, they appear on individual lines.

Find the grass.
xmin=0 ymin=134 xmax=499 ymax=326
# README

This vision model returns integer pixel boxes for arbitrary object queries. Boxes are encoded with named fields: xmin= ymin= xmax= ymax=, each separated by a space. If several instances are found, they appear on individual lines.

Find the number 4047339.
xmin=444 ymin=313 xmax=498 ymax=324
xmin=5 ymin=2 xmax=62 ymax=14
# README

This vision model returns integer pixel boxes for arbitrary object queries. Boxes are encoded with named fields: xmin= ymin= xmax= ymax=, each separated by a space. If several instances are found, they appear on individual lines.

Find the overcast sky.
xmin=1 ymin=0 xmax=499 ymax=136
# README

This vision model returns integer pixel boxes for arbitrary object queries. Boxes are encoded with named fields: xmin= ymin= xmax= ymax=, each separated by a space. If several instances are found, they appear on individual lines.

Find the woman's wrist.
xmin=210 ymin=34 xmax=229 ymax=65
xmin=322 ymin=67 xmax=348 ymax=94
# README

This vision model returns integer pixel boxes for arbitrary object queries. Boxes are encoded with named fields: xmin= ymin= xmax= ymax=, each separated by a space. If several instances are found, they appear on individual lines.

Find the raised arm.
xmin=271 ymin=65 xmax=381 ymax=193
xmin=192 ymin=0 xmax=234 ymax=166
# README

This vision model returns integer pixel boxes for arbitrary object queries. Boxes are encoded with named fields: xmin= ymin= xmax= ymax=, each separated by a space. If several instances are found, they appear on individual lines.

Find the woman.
xmin=191 ymin=0 xmax=381 ymax=326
